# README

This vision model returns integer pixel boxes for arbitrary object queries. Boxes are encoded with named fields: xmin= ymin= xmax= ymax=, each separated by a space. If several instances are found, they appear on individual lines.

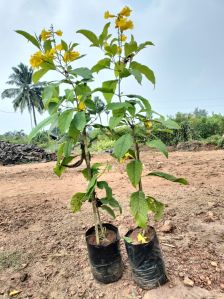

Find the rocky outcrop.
xmin=0 ymin=141 xmax=55 ymax=165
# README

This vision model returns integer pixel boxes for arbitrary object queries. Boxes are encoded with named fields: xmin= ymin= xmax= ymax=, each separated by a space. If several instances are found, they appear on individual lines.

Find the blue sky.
xmin=0 ymin=0 xmax=224 ymax=133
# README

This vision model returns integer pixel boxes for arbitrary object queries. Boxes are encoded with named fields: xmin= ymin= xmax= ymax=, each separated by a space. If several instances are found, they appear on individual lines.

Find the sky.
xmin=0 ymin=0 xmax=224 ymax=133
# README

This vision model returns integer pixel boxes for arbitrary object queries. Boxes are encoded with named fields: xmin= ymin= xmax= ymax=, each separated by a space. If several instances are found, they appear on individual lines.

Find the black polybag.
xmin=85 ymin=223 xmax=123 ymax=284
xmin=124 ymin=226 xmax=168 ymax=289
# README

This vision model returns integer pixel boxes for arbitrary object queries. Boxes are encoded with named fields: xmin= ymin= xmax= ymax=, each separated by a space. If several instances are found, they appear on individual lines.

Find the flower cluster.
xmin=29 ymin=28 xmax=80 ymax=68
xmin=104 ymin=6 xmax=133 ymax=32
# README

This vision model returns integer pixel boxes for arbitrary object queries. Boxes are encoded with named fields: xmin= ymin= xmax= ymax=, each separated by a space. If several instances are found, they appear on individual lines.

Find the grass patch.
xmin=0 ymin=251 xmax=23 ymax=271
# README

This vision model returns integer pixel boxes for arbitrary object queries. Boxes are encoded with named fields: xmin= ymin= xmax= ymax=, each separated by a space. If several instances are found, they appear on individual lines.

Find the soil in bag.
xmin=124 ymin=226 xmax=168 ymax=289
xmin=85 ymin=223 xmax=123 ymax=284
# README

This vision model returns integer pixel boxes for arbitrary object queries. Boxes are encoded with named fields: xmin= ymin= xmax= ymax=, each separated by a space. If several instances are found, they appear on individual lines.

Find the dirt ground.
xmin=0 ymin=150 xmax=224 ymax=299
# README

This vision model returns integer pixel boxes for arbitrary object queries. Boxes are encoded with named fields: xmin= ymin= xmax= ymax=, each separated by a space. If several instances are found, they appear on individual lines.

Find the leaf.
xmin=124 ymin=236 xmax=133 ymax=243
xmin=58 ymin=109 xmax=74 ymax=133
xmin=9 ymin=290 xmax=21 ymax=297
xmin=109 ymin=116 xmax=123 ymax=129
xmin=61 ymin=39 xmax=68 ymax=51
xmin=72 ymin=111 xmax=86 ymax=131
xmin=102 ymin=80 xmax=117 ymax=103
xmin=107 ymin=102 xmax=132 ymax=111
xmin=130 ymin=191 xmax=148 ymax=228
xmin=16 ymin=30 xmax=40 ymax=49
xmin=70 ymin=192 xmax=86 ymax=213
xmin=76 ymin=29 xmax=99 ymax=46
xmin=130 ymin=61 xmax=155 ymax=86
xmin=70 ymin=67 xmax=93 ymax=80
xmin=91 ymin=58 xmax=111 ymax=73
xmin=126 ymin=94 xmax=151 ymax=117
xmin=124 ymin=40 xmax=138 ymax=57
xmin=130 ymin=69 xmax=142 ymax=84
xmin=99 ymin=22 xmax=110 ymax=46
xmin=160 ymin=119 xmax=180 ymax=130
xmin=126 ymin=160 xmax=143 ymax=187
xmin=138 ymin=41 xmax=154 ymax=52
xmin=101 ymin=205 xmax=115 ymax=219
xmin=28 ymin=114 xmax=57 ymax=141
xmin=146 ymin=196 xmax=164 ymax=221
xmin=32 ymin=68 xmax=48 ymax=83
xmin=114 ymin=133 xmax=133 ymax=159
xmin=147 ymin=139 xmax=168 ymax=158
xmin=85 ymin=175 xmax=97 ymax=199
xmin=147 ymin=171 xmax=188 ymax=185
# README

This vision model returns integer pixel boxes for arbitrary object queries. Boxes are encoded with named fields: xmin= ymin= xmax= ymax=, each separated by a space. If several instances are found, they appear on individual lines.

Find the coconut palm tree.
xmin=1 ymin=63 xmax=45 ymax=127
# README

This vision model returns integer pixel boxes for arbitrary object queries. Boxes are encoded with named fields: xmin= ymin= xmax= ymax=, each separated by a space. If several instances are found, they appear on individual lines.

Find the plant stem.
xmin=132 ymin=125 xmax=143 ymax=192
xmin=83 ymin=127 xmax=105 ymax=244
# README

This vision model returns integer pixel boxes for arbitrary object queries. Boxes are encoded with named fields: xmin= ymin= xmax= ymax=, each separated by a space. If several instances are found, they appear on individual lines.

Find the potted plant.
xmin=16 ymin=26 xmax=123 ymax=283
xmin=78 ymin=6 xmax=188 ymax=289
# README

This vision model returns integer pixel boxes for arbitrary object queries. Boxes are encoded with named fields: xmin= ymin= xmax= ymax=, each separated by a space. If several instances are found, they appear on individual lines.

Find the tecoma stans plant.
xmin=77 ymin=6 xmax=188 ymax=242
xmin=16 ymin=26 xmax=122 ymax=245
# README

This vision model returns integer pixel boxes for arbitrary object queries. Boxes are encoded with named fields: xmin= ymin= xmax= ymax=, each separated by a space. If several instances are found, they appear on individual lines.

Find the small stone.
xmin=179 ymin=272 xmax=184 ymax=278
xmin=183 ymin=276 xmax=194 ymax=287
xmin=211 ymin=261 xmax=217 ymax=267
xmin=220 ymin=283 xmax=224 ymax=290
xmin=160 ymin=220 xmax=175 ymax=233
xmin=20 ymin=273 xmax=28 ymax=282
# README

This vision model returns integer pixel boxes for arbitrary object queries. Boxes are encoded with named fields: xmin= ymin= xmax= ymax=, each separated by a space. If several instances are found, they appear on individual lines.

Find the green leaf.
xmin=124 ymin=40 xmax=138 ymax=57
xmin=58 ymin=109 xmax=74 ymax=133
xmin=114 ymin=133 xmax=133 ymax=159
xmin=91 ymin=58 xmax=111 ymax=73
xmin=85 ymin=174 xmax=98 ymax=199
xmin=72 ymin=111 xmax=86 ymax=131
xmin=16 ymin=30 xmax=40 ymax=49
xmin=147 ymin=139 xmax=168 ymax=158
xmin=126 ymin=160 xmax=143 ymax=187
xmin=130 ymin=191 xmax=148 ymax=228
xmin=130 ymin=69 xmax=142 ymax=84
xmin=70 ymin=192 xmax=86 ymax=213
xmin=160 ymin=119 xmax=180 ymax=130
xmin=147 ymin=171 xmax=188 ymax=185
xmin=70 ymin=67 xmax=93 ymax=80
xmin=109 ymin=116 xmax=123 ymax=129
xmin=126 ymin=94 xmax=152 ymax=117
xmin=124 ymin=236 xmax=133 ymax=243
xmin=101 ymin=205 xmax=115 ymax=219
xmin=32 ymin=68 xmax=48 ymax=83
xmin=77 ymin=29 xmax=99 ymax=46
xmin=28 ymin=114 xmax=57 ymax=141
xmin=64 ymin=139 xmax=74 ymax=157
xmin=102 ymin=80 xmax=117 ymax=103
xmin=130 ymin=61 xmax=155 ymax=86
xmin=107 ymin=102 xmax=132 ymax=111
xmin=146 ymin=196 xmax=164 ymax=221
xmin=99 ymin=22 xmax=110 ymax=46
xmin=61 ymin=40 xmax=68 ymax=51
xmin=42 ymin=85 xmax=59 ymax=108
xmin=138 ymin=41 xmax=154 ymax=52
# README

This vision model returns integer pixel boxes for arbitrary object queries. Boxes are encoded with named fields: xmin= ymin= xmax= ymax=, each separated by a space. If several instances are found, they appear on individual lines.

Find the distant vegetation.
xmin=1 ymin=109 xmax=224 ymax=151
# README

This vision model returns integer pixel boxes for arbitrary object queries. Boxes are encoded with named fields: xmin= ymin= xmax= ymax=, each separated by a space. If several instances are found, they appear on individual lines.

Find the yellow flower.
xmin=63 ymin=51 xmax=80 ymax=62
xmin=55 ymin=44 xmax=64 ymax=51
xmin=144 ymin=120 xmax=153 ymax=130
xmin=119 ymin=152 xmax=134 ymax=163
xmin=115 ymin=17 xmax=134 ymax=31
xmin=40 ymin=29 xmax=51 ymax=41
xmin=104 ymin=11 xmax=115 ymax=19
xmin=30 ymin=51 xmax=43 ymax=68
xmin=119 ymin=6 xmax=132 ymax=17
xmin=78 ymin=101 xmax=86 ymax=111
xmin=137 ymin=233 xmax=148 ymax=244
xmin=44 ymin=48 xmax=55 ymax=60
xmin=55 ymin=30 xmax=63 ymax=36
xmin=121 ymin=34 xmax=127 ymax=42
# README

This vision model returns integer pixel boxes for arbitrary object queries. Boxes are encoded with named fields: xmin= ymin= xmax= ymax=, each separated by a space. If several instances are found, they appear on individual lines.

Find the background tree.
xmin=93 ymin=96 xmax=105 ymax=125
xmin=1 ymin=63 xmax=45 ymax=127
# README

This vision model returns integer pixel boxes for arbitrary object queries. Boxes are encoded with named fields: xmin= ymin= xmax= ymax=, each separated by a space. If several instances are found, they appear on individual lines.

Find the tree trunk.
xmin=32 ymin=103 xmax=37 ymax=126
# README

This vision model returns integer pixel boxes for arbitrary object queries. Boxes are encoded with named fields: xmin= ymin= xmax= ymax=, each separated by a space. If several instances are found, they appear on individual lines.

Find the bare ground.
xmin=0 ymin=150 xmax=224 ymax=299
